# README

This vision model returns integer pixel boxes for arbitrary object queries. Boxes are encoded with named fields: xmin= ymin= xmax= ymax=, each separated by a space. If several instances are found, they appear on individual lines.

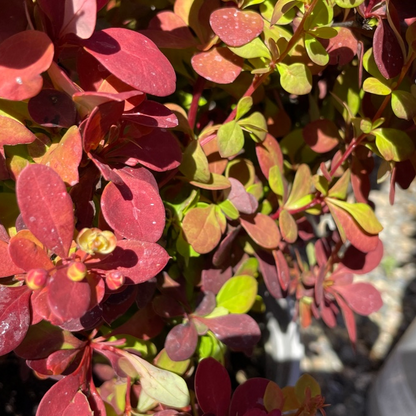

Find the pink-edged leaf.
xmin=48 ymin=268 xmax=91 ymax=321
xmin=341 ymin=238 xmax=383 ymax=274
xmin=332 ymin=292 xmax=356 ymax=344
xmin=192 ymin=47 xmax=243 ymax=84
xmin=332 ymin=282 xmax=383 ymax=316
xmin=36 ymin=373 xmax=81 ymax=416
xmin=197 ymin=314 xmax=261 ymax=350
xmin=102 ymin=286 xmax=138 ymax=324
xmin=255 ymin=251 xmax=283 ymax=299
xmin=194 ymin=291 xmax=216 ymax=316
xmin=40 ymin=126 xmax=83 ymax=186
xmin=195 ymin=357 xmax=231 ymax=416
xmin=28 ymin=89 xmax=77 ymax=128
xmin=8 ymin=230 xmax=54 ymax=271
xmin=302 ymin=119 xmax=340 ymax=153
xmin=91 ymin=240 xmax=169 ymax=284
xmin=108 ymin=128 xmax=182 ymax=172
xmin=210 ymin=8 xmax=263 ymax=47
xmin=201 ymin=266 xmax=233 ymax=294
xmin=0 ymin=286 xmax=31 ymax=355
xmin=229 ymin=378 xmax=269 ymax=416
xmin=256 ymin=134 xmax=284 ymax=180
xmin=0 ymin=239 xmax=24 ymax=277
xmin=101 ymin=167 xmax=165 ymax=242
xmin=373 ymin=19 xmax=404 ymax=79
xmin=0 ymin=115 xmax=37 ymax=147
xmin=83 ymin=100 xmax=124 ymax=152
xmin=0 ymin=30 xmax=54 ymax=101
xmin=0 ymin=1 xmax=27 ymax=44
xmin=141 ymin=11 xmax=197 ymax=49
xmin=60 ymin=0 xmax=97 ymax=39
xmin=63 ymin=391 xmax=93 ymax=416
xmin=16 ymin=164 xmax=74 ymax=258
xmin=82 ymin=28 xmax=176 ymax=96
xmin=123 ymin=100 xmax=178 ymax=128
xmin=272 ymin=249 xmax=290 ymax=292
xmin=227 ymin=178 xmax=258 ymax=214
xmin=165 ymin=320 xmax=198 ymax=361
xmin=240 ymin=213 xmax=280 ymax=249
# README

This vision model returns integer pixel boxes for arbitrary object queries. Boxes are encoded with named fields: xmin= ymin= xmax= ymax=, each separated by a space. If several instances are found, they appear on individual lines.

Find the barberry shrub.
xmin=0 ymin=0 xmax=414 ymax=414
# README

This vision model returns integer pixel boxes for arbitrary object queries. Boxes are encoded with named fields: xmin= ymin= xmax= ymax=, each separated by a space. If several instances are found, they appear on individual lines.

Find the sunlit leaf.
xmin=363 ymin=77 xmax=392 ymax=96
xmin=277 ymin=63 xmax=312 ymax=95
xmin=165 ymin=320 xmax=198 ymax=361
xmin=391 ymin=90 xmax=416 ymax=120
xmin=0 ymin=115 xmax=36 ymax=147
xmin=217 ymin=121 xmax=244 ymax=157
xmin=60 ymin=0 xmax=97 ymax=39
xmin=180 ymin=139 xmax=211 ymax=183
xmin=373 ymin=128 xmax=415 ymax=162
xmin=334 ymin=0 xmax=365 ymax=7
xmin=304 ymin=34 xmax=329 ymax=66
xmin=229 ymin=38 xmax=271 ymax=59
xmin=279 ymin=209 xmax=298 ymax=243
xmin=285 ymin=164 xmax=312 ymax=209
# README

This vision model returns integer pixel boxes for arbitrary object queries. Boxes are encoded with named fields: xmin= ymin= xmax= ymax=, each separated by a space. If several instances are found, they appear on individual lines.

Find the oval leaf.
xmin=165 ymin=320 xmax=198 ymax=361
xmin=240 ymin=213 xmax=280 ymax=249
xmin=302 ymin=119 xmax=340 ymax=153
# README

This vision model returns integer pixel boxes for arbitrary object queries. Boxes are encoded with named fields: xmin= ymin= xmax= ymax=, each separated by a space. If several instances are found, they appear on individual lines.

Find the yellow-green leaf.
xmin=180 ymin=140 xmax=210 ymax=183
xmin=363 ymin=77 xmax=392 ymax=96
xmin=373 ymin=127 xmax=415 ymax=162
xmin=305 ymin=34 xmax=329 ymax=66
xmin=391 ymin=90 xmax=416 ymax=120
xmin=277 ymin=63 xmax=312 ymax=95
xmin=217 ymin=120 xmax=244 ymax=158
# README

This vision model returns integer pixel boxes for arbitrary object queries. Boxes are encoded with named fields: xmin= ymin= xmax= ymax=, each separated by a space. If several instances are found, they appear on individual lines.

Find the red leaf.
xmin=302 ymin=119 xmax=340 ymax=153
xmin=255 ymin=134 xmax=284 ymax=180
xmin=58 ymin=305 xmax=103 ymax=332
xmin=123 ymin=100 xmax=178 ymax=128
xmin=229 ymin=378 xmax=269 ymax=416
xmin=152 ymin=294 xmax=185 ymax=318
xmin=240 ymin=213 xmax=280 ymax=249
xmin=212 ymin=227 xmax=241 ymax=268
xmin=28 ymin=89 xmax=77 ymax=128
xmin=47 ymin=268 xmax=91 ymax=321
xmin=194 ymin=291 xmax=216 ymax=316
xmin=107 ymin=128 xmax=182 ymax=172
xmin=273 ymin=249 xmax=290 ymax=292
xmin=195 ymin=358 xmax=231 ymax=416
xmin=0 ymin=239 xmax=24 ymax=277
xmin=60 ymin=0 xmax=97 ymax=39
xmin=36 ymin=373 xmax=81 ymax=416
xmin=8 ymin=230 xmax=54 ymax=271
xmin=324 ymin=27 xmax=358 ymax=66
xmin=101 ymin=286 xmax=138 ymax=324
xmin=0 ymin=30 xmax=54 ymax=101
xmin=332 ymin=282 xmax=383 ymax=316
xmin=63 ymin=391 xmax=93 ymax=415
xmin=210 ymin=8 xmax=263 ymax=47
xmin=165 ymin=320 xmax=198 ymax=361
xmin=0 ymin=115 xmax=37 ymax=147
xmin=227 ymin=178 xmax=258 ymax=214
xmin=101 ymin=167 xmax=165 ymax=242
xmin=373 ymin=19 xmax=404 ymax=79
xmin=77 ymin=48 xmax=111 ymax=91
xmin=255 ymin=251 xmax=282 ymax=299
xmin=332 ymin=292 xmax=356 ymax=344
xmin=341 ymin=238 xmax=383 ymax=274
xmin=16 ymin=164 xmax=74 ymax=258
xmin=83 ymin=100 xmax=124 ymax=152
xmin=201 ymin=266 xmax=232 ymax=294
xmin=89 ymin=154 xmax=124 ymax=185
xmin=92 ymin=240 xmax=169 ymax=284
xmin=0 ymin=1 xmax=27 ymax=44
xmin=197 ymin=314 xmax=261 ymax=350
xmin=82 ymin=28 xmax=176 ymax=96
xmin=28 ymin=348 xmax=82 ymax=376
xmin=192 ymin=47 xmax=243 ymax=84
xmin=0 ymin=286 xmax=31 ymax=355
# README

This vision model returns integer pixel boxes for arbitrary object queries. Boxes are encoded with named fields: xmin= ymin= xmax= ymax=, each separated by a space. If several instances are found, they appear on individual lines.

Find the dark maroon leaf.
xmin=107 ymin=128 xmax=182 ymax=172
xmin=16 ymin=164 xmax=74 ymax=259
xmin=194 ymin=291 xmax=216 ymax=316
xmin=226 ymin=178 xmax=258 ymax=214
xmin=102 ymin=286 xmax=138 ymax=324
xmin=0 ymin=286 xmax=31 ymax=355
xmin=212 ymin=226 xmax=241 ymax=268
xmin=373 ymin=19 xmax=404 ymax=79
xmin=229 ymin=378 xmax=269 ymax=416
xmin=136 ymin=278 xmax=157 ymax=309
xmin=197 ymin=314 xmax=261 ymax=350
xmin=77 ymin=48 xmax=111 ymax=91
xmin=255 ymin=250 xmax=282 ymax=299
xmin=152 ymin=294 xmax=185 ymax=318
xmin=341 ymin=238 xmax=383 ymax=274
xmin=91 ymin=240 xmax=169 ymax=284
xmin=165 ymin=320 xmax=198 ymax=361
xmin=101 ymin=167 xmax=165 ymax=242
xmin=323 ymin=27 xmax=358 ymax=66
xmin=82 ymin=28 xmax=176 ymax=96
xmin=89 ymin=154 xmax=124 ymax=185
xmin=0 ymin=239 xmax=23 ymax=277
xmin=195 ymin=357 xmax=231 ymax=416
xmin=273 ymin=250 xmax=290 ymax=292
xmin=0 ymin=1 xmax=27 ymax=44
xmin=36 ymin=372 xmax=81 ymax=415
xmin=28 ymin=89 xmax=77 ymax=127
xmin=48 ymin=268 xmax=91 ymax=322
xmin=58 ymin=305 xmax=103 ymax=332
xmin=201 ymin=266 xmax=233 ymax=294
xmin=123 ymin=100 xmax=178 ymax=128
xmin=83 ymin=100 xmax=124 ymax=152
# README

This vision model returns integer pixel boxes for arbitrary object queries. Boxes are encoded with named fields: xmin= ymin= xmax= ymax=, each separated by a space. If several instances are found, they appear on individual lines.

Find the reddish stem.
xmin=188 ymin=76 xmax=206 ymax=131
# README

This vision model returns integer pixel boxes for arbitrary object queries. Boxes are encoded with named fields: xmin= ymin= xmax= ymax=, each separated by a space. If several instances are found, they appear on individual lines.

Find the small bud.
xmin=67 ymin=261 xmax=87 ymax=282
xmin=77 ymin=228 xmax=117 ymax=255
xmin=26 ymin=269 xmax=48 ymax=290
xmin=105 ymin=271 xmax=125 ymax=291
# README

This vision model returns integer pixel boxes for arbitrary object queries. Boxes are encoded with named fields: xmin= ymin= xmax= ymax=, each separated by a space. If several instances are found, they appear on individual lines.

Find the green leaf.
xmin=190 ymin=173 xmax=231 ymax=190
xmin=325 ymin=198 xmax=383 ymax=234
xmin=107 ymin=335 xmax=156 ymax=358
xmin=154 ymin=349 xmax=190 ymax=376
xmin=238 ymin=111 xmax=268 ymax=142
xmin=308 ymin=27 xmax=338 ymax=39
xmin=304 ymin=34 xmax=329 ymax=66
xmin=279 ymin=209 xmax=298 ymax=243
xmin=269 ymin=0 xmax=302 ymax=26
xmin=269 ymin=164 xmax=285 ymax=198
xmin=229 ymin=38 xmax=271 ymax=59
xmin=332 ymin=66 xmax=361 ymax=119
xmin=373 ymin=128 xmax=415 ymax=162
xmin=180 ymin=140 xmax=210 ymax=183
xmin=216 ymin=275 xmax=258 ymax=313
xmin=391 ymin=90 xmax=416 ymax=120
xmin=118 ymin=352 xmax=190 ymax=408
xmin=236 ymin=96 xmax=253 ymax=121
xmin=334 ymin=0 xmax=365 ymax=8
xmin=217 ymin=121 xmax=244 ymax=158
xmin=312 ymin=175 xmax=328 ymax=195
xmin=277 ymin=63 xmax=312 ymax=95
xmin=363 ymin=77 xmax=392 ymax=95
xmin=234 ymin=257 xmax=259 ymax=277
xmin=328 ymin=169 xmax=351 ymax=200
xmin=305 ymin=0 xmax=333 ymax=29
xmin=285 ymin=164 xmax=312 ymax=209
xmin=218 ymin=199 xmax=240 ymax=220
